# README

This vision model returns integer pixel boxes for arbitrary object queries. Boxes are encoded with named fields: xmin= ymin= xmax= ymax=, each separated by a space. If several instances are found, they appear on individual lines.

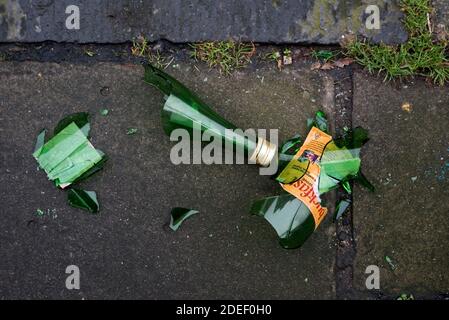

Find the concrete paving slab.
xmin=0 ymin=0 xmax=407 ymax=44
xmin=433 ymin=0 xmax=449 ymax=39
xmin=0 ymin=60 xmax=339 ymax=299
xmin=352 ymin=70 xmax=449 ymax=298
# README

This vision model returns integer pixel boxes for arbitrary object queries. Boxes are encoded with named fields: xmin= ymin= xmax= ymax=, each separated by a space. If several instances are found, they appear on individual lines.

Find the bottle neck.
xmin=249 ymin=137 xmax=277 ymax=167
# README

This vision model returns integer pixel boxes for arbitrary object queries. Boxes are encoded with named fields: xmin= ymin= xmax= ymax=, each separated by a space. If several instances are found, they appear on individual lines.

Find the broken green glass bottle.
xmin=144 ymin=64 xmax=276 ymax=166
xmin=144 ymin=65 xmax=373 ymax=249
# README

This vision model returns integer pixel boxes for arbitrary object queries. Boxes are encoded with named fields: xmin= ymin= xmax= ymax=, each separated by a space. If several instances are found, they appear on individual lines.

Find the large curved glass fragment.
xmin=250 ymin=194 xmax=315 ymax=249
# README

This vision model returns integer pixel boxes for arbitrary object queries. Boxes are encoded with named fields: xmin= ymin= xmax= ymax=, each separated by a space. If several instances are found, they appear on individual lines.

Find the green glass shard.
xmin=169 ymin=207 xmax=199 ymax=231
xmin=385 ymin=255 xmax=396 ymax=270
xmin=74 ymin=151 xmax=108 ymax=183
xmin=341 ymin=180 xmax=352 ymax=194
xmin=276 ymin=134 xmax=303 ymax=178
xmin=318 ymin=142 xmax=361 ymax=193
xmin=321 ymin=126 xmax=373 ymax=194
xmin=334 ymin=127 xmax=369 ymax=149
xmin=35 ymin=208 xmax=45 ymax=217
xmin=33 ymin=119 xmax=105 ymax=189
xmin=280 ymin=134 xmax=302 ymax=155
xmin=67 ymin=188 xmax=99 ymax=213
xmin=126 ymin=128 xmax=138 ymax=135
xmin=250 ymin=194 xmax=315 ymax=249
xmin=143 ymin=64 xmax=175 ymax=96
xmin=53 ymin=112 xmax=90 ymax=138
xmin=100 ymin=109 xmax=109 ymax=116
xmin=318 ymin=173 xmax=341 ymax=193
xmin=33 ymin=129 xmax=46 ymax=155
xmin=307 ymin=110 xmax=328 ymax=133
xmin=334 ymin=199 xmax=351 ymax=221
xmin=356 ymin=171 xmax=375 ymax=192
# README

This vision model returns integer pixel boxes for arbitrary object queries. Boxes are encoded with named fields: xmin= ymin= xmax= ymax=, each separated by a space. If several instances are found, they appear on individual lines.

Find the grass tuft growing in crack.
xmin=344 ymin=0 xmax=448 ymax=85
xmin=131 ymin=36 xmax=174 ymax=69
xmin=190 ymin=41 xmax=255 ymax=74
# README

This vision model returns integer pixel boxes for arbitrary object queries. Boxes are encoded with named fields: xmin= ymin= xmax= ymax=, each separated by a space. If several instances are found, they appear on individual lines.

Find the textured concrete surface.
xmin=0 ymin=60 xmax=339 ymax=299
xmin=352 ymin=70 xmax=449 ymax=298
xmin=0 ymin=0 xmax=407 ymax=44
xmin=433 ymin=0 xmax=449 ymax=32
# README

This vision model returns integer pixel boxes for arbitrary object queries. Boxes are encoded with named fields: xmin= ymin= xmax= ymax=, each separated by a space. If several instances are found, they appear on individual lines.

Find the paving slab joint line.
xmin=0 ymin=41 xmax=341 ymax=63
xmin=333 ymin=66 xmax=358 ymax=299
xmin=333 ymin=70 xmax=449 ymax=301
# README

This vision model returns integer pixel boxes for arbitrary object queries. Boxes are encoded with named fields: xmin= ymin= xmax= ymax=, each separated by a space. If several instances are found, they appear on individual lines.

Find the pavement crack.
xmin=332 ymin=65 xmax=357 ymax=299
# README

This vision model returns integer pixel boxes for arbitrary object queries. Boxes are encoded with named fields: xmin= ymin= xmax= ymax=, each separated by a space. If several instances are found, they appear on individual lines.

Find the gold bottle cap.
xmin=249 ymin=137 xmax=277 ymax=167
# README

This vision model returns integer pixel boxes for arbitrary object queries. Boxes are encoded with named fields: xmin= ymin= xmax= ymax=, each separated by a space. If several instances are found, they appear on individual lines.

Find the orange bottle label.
xmin=280 ymin=127 xmax=332 ymax=228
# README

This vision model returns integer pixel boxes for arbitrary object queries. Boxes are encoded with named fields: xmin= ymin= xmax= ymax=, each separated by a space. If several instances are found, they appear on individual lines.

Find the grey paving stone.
xmin=0 ymin=60 xmax=339 ymax=299
xmin=432 ymin=0 xmax=449 ymax=38
xmin=352 ymin=70 xmax=449 ymax=297
xmin=0 ymin=0 xmax=407 ymax=44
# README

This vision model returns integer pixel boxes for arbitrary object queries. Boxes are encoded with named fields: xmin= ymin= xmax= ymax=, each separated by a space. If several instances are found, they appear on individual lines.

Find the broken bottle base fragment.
xmin=33 ymin=112 xmax=107 ymax=213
